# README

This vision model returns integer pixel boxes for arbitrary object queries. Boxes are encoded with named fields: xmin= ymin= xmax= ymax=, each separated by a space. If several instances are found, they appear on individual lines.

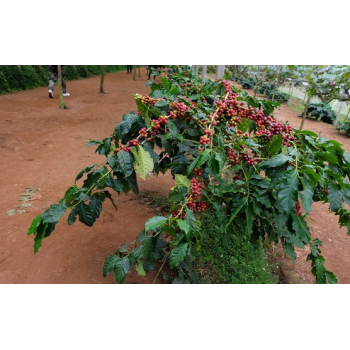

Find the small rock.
xmin=16 ymin=210 xmax=26 ymax=214
xmin=20 ymin=202 xmax=32 ymax=208
xmin=7 ymin=209 xmax=16 ymax=216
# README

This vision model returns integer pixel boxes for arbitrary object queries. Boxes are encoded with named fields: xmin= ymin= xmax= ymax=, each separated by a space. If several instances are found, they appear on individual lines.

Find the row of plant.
xmin=238 ymin=77 xmax=290 ymax=103
xmin=0 ymin=65 xmax=126 ymax=94
xmin=231 ymin=65 xmax=349 ymax=130
xmin=28 ymin=65 xmax=350 ymax=284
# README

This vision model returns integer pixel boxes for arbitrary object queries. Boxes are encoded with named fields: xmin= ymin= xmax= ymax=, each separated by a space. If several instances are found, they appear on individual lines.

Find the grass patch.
xmin=192 ymin=211 xmax=279 ymax=284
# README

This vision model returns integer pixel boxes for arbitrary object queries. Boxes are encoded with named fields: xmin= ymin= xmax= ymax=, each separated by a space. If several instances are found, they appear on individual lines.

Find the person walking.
xmin=147 ymin=65 xmax=163 ymax=81
xmin=126 ymin=65 xmax=133 ymax=74
xmin=48 ymin=65 xmax=70 ymax=98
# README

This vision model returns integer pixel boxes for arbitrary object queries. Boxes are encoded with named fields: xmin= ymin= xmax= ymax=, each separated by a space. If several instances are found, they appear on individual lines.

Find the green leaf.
xmin=67 ymin=209 xmax=77 ymax=225
xmin=169 ymin=186 xmax=188 ymax=203
xmin=129 ymin=246 xmax=143 ymax=263
xmin=325 ymin=270 xmax=338 ymax=284
xmin=96 ymin=137 xmax=111 ymax=155
xmin=145 ymin=216 xmax=167 ymax=231
xmin=303 ymin=167 xmax=321 ymax=183
xmin=107 ymin=155 xmax=117 ymax=169
xmin=267 ymin=134 xmax=283 ymax=157
xmin=225 ymin=196 xmax=248 ymax=231
xmin=136 ymin=260 xmax=146 ymax=277
xmin=159 ymin=76 xmax=170 ymax=92
xmin=176 ymin=219 xmax=190 ymax=234
xmin=42 ymin=204 xmax=66 ymax=224
xmin=171 ymin=233 xmax=184 ymax=247
xmin=158 ymin=135 xmax=173 ymax=155
xmin=277 ymin=169 xmax=299 ymax=214
xmin=125 ymin=171 xmax=139 ymax=195
xmin=75 ymin=202 xmax=96 ymax=227
xmin=300 ymin=177 xmax=313 ymax=214
xmin=114 ymin=119 xmax=132 ymax=141
xmin=103 ymin=254 xmax=119 ymax=277
xmin=154 ymin=100 xmax=169 ymax=108
xmin=284 ymin=242 xmax=297 ymax=263
xmin=175 ymin=174 xmax=191 ymax=188
xmin=114 ymin=257 xmax=130 ymax=284
xmin=27 ymin=214 xmax=42 ymax=236
xmin=185 ymin=207 xmax=196 ymax=236
xmin=187 ymin=150 xmax=210 ymax=175
xmin=208 ymin=154 xmax=220 ymax=178
xmin=33 ymin=222 xmax=48 ymax=254
xmin=169 ymin=243 xmax=188 ymax=268
xmin=314 ymin=151 xmax=338 ymax=164
xmin=167 ymin=120 xmax=179 ymax=138
xmin=259 ymin=153 xmax=292 ymax=170
xmin=292 ymin=213 xmax=311 ymax=244
xmin=135 ymin=230 xmax=148 ymax=245
xmin=89 ymin=196 xmax=102 ymax=219
xmin=237 ymin=119 xmax=251 ymax=132
xmin=117 ymin=150 xmax=134 ymax=177
xmin=85 ymin=139 xmax=102 ymax=147
xmin=327 ymin=183 xmax=344 ymax=211
xmin=169 ymin=84 xmax=178 ymax=95
xmin=131 ymin=145 xmax=154 ymax=180
xmin=75 ymin=165 xmax=95 ymax=183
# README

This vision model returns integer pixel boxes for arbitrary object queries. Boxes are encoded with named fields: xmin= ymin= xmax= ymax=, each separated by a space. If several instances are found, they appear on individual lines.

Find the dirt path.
xmin=1 ymin=71 xmax=350 ymax=284
xmin=0 ymin=68 xmax=175 ymax=284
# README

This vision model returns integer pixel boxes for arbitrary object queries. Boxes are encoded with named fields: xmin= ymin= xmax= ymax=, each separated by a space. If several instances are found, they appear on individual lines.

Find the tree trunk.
xmin=271 ymin=88 xmax=276 ymax=102
xmin=254 ymin=84 xmax=259 ymax=98
xmin=299 ymin=95 xmax=312 ymax=130
xmin=202 ymin=65 xmax=207 ymax=83
xmin=344 ymin=107 xmax=350 ymax=122
xmin=215 ymin=65 xmax=225 ymax=80
xmin=100 ymin=65 xmax=106 ymax=93
xmin=57 ymin=65 xmax=67 ymax=109
xmin=333 ymin=101 xmax=344 ymax=127
xmin=133 ymin=66 xmax=136 ymax=81
xmin=195 ymin=65 xmax=199 ymax=77
xmin=191 ymin=65 xmax=196 ymax=73
xmin=302 ymin=92 xmax=307 ymax=105
xmin=287 ymin=84 xmax=294 ymax=106
xmin=138 ymin=66 xmax=141 ymax=78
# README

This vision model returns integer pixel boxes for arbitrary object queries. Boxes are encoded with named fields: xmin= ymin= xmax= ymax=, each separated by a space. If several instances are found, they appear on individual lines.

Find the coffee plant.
xmin=302 ymin=102 xmax=336 ymax=124
xmin=28 ymin=65 xmax=350 ymax=284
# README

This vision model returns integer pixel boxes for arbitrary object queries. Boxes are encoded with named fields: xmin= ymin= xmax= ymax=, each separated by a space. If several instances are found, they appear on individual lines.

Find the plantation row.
xmin=28 ymin=66 xmax=350 ymax=283
xmin=227 ymin=65 xmax=350 ymax=137
xmin=0 ymin=65 xmax=126 ymax=94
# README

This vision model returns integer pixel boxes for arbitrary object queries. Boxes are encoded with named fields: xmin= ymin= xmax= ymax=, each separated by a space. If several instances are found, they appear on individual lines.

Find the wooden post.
xmin=57 ymin=65 xmax=67 ymax=109
xmin=100 ymin=65 xmax=106 ymax=93
xmin=333 ymin=101 xmax=344 ymax=127
xmin=202 ymin=65 xmax=207 ymax=83
xmin=195 ymin=65 xmax=199 ymax=77
xmin=299 ymin=95 xmax=311 ymax=130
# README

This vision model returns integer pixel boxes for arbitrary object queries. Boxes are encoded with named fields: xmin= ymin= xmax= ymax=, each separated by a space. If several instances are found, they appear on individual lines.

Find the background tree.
xmin=215 ymin=65 xmax=225 ymax=80
xmin=100 ymin=65 xmax=106 ymax=93
xmin=201 ymin=65 xmax=207 ymax=83
xmin=57 ymin=65 xmax=67 ymax=109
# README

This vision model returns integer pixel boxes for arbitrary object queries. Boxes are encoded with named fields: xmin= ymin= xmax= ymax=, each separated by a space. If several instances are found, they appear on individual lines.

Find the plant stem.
xmin=151 ymin=257 xmax=167 ymax=284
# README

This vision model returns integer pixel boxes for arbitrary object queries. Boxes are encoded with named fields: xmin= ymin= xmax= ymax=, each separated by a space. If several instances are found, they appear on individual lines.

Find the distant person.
xmin=48 ymin=65 xmax=70 ymax=98
xmin=147 ymin=65 xmax=163 ymax=81
xmin=126 ymin=65 xmax=133 ymax=74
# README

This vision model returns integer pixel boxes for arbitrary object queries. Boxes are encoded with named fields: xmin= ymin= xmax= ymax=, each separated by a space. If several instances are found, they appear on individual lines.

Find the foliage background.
xmin=0 ymin=65 xmax=126 ymax=94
